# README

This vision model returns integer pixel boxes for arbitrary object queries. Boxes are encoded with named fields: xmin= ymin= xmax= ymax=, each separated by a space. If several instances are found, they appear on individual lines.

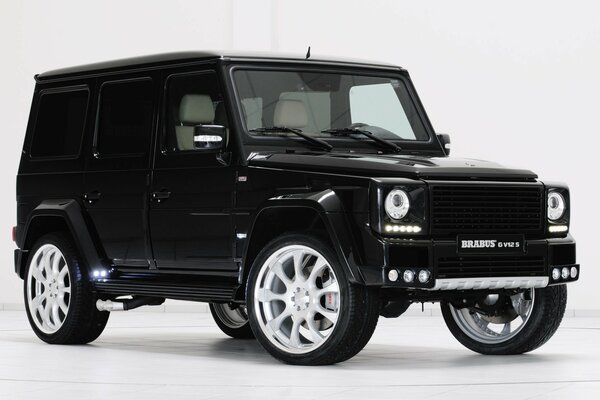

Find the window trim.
xmin=28 ymin=85 xmax=90 ymax=161
xmin=93 ymin=76 xmax=154 ymax=159
xmin=160 ymin=69 xmax=226 ymax=156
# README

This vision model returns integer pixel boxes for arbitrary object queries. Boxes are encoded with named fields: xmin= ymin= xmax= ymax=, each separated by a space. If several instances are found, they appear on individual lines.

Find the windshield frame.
xmin=226 ymin=62 xmax=442 ymax=155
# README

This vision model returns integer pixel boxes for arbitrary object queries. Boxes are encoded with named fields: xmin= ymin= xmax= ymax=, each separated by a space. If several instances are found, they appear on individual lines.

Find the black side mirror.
xmin=437 ymin=133 xmax=451 ymax=156
xmin=193 ymin=125 xmax=226 ymax=151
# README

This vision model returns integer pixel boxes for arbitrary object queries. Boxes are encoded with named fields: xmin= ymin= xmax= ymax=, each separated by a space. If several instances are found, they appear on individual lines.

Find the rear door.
xmin=83 ymin=74 xmax=158 ymax=268
xmin=149 ymin=68 xmax=237 ymax=272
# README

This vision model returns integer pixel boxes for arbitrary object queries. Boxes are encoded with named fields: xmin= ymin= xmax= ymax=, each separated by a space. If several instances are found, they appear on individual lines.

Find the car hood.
xmin=247 ymin=152 xmax=538 ymax=180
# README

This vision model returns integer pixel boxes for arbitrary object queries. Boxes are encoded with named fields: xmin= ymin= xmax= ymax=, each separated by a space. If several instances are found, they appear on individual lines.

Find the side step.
xmin=93 ymin=272 xmax=237 ymax=302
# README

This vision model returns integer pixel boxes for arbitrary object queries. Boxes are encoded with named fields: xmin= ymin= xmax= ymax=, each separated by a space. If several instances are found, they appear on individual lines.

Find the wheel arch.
xmin=16 ymin=199 xmax=106 ymax=278
xmin=237 ymin=190 xmax=365 ymax=300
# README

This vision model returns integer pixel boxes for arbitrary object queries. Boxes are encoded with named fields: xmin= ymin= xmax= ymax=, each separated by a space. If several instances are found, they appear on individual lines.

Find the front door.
xmin=149 ymin=69 xmax=237 ymax=272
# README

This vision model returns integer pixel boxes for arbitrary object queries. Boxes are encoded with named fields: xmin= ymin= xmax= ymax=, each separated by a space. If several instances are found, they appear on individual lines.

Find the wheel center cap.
xmin=292 ymin=287 xmax=310 ymax=311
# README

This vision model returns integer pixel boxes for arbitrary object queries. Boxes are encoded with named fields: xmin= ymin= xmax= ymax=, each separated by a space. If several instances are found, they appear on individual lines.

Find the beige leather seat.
xmin=273 ymin=99 xmax=308 ymax=130
xmin=175 ymin=94 xmax=214 ymax=151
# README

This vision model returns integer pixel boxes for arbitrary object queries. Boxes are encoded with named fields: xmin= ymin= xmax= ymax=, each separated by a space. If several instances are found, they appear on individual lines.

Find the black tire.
xmin=23 ymin=232 xmax=109 ymax=344
xmin=441 ymin=285 xmax=567 ymax=355
xmin=246 ymin=234 xmax=380 ymax=365
xmin=209 ymin=303 xmax=255 ymax=339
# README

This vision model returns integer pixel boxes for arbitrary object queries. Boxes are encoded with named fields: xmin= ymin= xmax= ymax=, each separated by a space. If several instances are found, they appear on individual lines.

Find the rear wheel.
xmin=209 ymin=303 xmax=254 ymax=339
xmin=246 ymin=234 xmax=380 ymax=365
xmin=24 ymin=233 xmax=109 ymax=344
xmin=441 ymin=285 xmax=567 ymax=355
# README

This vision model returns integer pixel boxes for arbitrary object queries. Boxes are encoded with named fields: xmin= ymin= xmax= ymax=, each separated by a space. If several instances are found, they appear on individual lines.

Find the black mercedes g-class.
xmin=14 ymin=52 xmax=578 ymax=365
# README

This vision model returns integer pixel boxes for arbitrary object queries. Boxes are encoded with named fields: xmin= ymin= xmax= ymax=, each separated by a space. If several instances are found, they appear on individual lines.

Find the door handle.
xmin=83 ymin=191 xmax=102 ymax=204
xmin=151 ymin=190 xmax=171 ymax=203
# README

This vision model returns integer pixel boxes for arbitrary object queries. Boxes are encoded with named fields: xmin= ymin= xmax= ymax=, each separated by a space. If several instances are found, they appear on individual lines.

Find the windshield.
xmin=232 ymin=69 xmax=429 ymax=142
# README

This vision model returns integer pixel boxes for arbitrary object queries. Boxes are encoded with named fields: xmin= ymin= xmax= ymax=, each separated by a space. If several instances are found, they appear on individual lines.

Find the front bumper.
xmin=360 ymin=234 xmax=579 ymax=290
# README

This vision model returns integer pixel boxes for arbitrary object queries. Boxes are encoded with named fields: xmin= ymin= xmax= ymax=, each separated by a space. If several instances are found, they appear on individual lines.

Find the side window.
xmin=165 ymin=72 xmax=227 ymax=152
xmin=30 ymin=88 xmax=88 ymax=158
xmin=96 ymin=79 xmax=153 ymax=157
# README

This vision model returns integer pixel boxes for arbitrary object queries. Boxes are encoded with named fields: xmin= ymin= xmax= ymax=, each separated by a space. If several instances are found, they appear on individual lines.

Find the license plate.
xmin=457 ymin=235 xmax=525 ymax=254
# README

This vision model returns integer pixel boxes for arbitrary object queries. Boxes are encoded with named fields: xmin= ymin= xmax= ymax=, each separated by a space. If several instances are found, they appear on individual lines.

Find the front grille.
xmin=431 ymin=185 xmax=543 ymax=236
xmin=437 ymin=255 xmax=546 ymax=278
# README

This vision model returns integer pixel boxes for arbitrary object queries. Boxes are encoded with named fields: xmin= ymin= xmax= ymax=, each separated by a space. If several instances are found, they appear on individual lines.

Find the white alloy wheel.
xmin=252 ymin=244 xmax=341 ymax=354
xmin=26 ymin=244 xmax=71 ymax=334
xmin=448 ymin=290 xmax=535 ymax=344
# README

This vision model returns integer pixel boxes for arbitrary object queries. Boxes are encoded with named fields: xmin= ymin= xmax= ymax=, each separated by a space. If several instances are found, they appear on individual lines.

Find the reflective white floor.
xmin=0 ymin=310 xmax=599 ymax=400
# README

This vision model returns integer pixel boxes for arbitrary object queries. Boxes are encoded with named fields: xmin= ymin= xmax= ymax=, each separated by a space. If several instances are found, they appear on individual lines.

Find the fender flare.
xmin=16 ymin=199 xmax=106 ymax=278
xmin=241 ymin=189 xmax=365 ymax=288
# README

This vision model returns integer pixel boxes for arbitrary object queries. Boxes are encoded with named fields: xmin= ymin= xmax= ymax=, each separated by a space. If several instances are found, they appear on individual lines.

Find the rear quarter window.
xmin=30 ymin=88 xmax=89 ymax=158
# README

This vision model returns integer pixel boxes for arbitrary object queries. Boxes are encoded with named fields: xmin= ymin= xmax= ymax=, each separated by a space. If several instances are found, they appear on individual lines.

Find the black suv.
xmin=14 ymin=52 xmax=579 ymax=365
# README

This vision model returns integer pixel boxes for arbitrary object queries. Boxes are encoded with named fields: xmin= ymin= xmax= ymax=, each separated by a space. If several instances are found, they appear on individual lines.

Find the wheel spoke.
xmin=270 ymin=261 xmax=292 ymax=287
xmin=58 ymin=297 xmax=69 ymax=314
xmin=51 ymin=303 xmax=61 ymax=325
xmin=501 ymin=322 xmax=511 ymax=335
xmin=31 ymin=294 xmax=44 ymax=309
xmin=307 ymin=257 xmax=328 ymax=285
xmin=43 ymin=302 xmax=52 ymax=327
xmin=256 ymin=288 xmax=286 ymax=303
xmin=316 ymin=280 xmax=339 ymax=298
xmin=306 ymin=314 xmax=325 ymax=345
xmin=289 ymin=317 xmax=303 ymax=347
xmin=42 ymin=250 xmax=53 ymax=278
xmin=30 ymin=265 xmax=46 ymax=283
xmin=51 ymin=251 xmax=61 ymax=276
xmin=268 ymin=308 xmax=292 ymax=332
xmin=316 ymin=305 xmax=339 ymax=324
xmin=292 ymin=251 xmax=306 ymax=282
xmin=57 ymin=264 xmax=69 ymax=282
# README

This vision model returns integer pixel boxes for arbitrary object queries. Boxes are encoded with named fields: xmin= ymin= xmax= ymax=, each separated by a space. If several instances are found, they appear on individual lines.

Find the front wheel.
xmin=246 ymin=234 xmax=380 ymax=365
xmin=441 ymin=285 xmax=567 ymax=355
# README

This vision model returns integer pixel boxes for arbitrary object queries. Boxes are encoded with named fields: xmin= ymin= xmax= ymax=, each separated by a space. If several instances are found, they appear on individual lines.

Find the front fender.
xmin=242 ymin=189 xmax=366 ymax=286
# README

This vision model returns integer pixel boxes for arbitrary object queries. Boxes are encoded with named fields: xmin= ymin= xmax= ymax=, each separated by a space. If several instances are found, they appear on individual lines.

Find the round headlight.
xmin=547 ymin=192 xmax=566 ymax=221
xmin=385 ymin=189 xmax=410 ymax=220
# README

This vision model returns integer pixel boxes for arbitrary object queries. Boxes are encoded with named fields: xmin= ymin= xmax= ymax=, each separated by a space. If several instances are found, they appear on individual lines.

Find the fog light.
xmin=571 ymin=267 xmax=578 ymax=279
xmin=388 ymin=269 xmax=399 ymax=282
xmin=403 ymin=270 xmax=415 ymax=283
xmin=561 ymin=267 xmax=570 ymax=279
xmin=418 ymin=270 xmax=430 ymax=283
xmin=552 ymin=268 xmax=561 ymax=281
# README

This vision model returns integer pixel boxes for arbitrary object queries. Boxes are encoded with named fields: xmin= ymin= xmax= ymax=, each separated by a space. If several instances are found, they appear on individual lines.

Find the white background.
xmin=0 ymin=0 xmax=598 ymax=310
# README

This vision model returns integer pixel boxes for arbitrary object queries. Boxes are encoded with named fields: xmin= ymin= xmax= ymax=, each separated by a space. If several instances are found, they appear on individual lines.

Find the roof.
xmin=35 ymin=51 xmax=403 ymax=81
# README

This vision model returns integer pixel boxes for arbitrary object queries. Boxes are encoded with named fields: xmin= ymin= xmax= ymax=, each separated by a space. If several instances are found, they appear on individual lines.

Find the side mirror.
xmin=193 ymin=125 xmax=226 ymax=151
xmin=437 ymin=133 xmax=451 ymax=156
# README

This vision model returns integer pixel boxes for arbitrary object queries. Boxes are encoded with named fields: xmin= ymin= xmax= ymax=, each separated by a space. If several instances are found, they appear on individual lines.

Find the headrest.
xmin=179 ymin=94 xmax=214 ymax=124
xmin=273 ymin=99 xmax=308 ymax=129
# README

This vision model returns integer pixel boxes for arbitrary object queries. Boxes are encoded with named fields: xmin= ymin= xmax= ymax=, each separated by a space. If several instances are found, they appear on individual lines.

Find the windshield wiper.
xmin=321 ymin=127 xmax=402 ymax=153
xmin=250 ymin=127 xmax=332 ymax=152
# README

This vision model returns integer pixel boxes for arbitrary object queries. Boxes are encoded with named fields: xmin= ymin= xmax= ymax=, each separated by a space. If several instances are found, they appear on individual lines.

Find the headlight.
xmin=547 ymin=191 xmax=566 ymax=221
xmin=385 ymin=189 xmax=410 ymax=220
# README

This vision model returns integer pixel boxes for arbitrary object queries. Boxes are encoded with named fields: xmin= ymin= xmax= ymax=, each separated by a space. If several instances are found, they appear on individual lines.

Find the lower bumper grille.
xmin=437 ymin=255 xmax=546 ymax=278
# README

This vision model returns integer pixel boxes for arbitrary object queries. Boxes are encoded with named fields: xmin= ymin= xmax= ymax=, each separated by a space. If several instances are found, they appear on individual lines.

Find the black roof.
xmin=36 ymin=51 xmax=403 ymax=81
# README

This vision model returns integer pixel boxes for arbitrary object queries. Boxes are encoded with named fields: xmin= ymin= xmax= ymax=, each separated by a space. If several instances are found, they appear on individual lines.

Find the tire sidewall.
xmin=23 ymin=233 xmax=87 ymax=344
xmin=246 ymin=234 xmax=353 ymax=364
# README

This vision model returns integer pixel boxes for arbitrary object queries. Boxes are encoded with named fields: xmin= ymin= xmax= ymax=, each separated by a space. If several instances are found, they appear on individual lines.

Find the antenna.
xmin=305 ymin=46 xmax=311 ymax=59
